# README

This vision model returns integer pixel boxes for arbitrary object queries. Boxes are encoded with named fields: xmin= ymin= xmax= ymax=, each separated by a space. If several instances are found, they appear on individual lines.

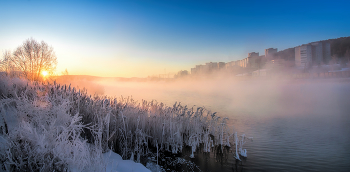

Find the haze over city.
xmin=1 ymin=0 xmax=350 ymax=77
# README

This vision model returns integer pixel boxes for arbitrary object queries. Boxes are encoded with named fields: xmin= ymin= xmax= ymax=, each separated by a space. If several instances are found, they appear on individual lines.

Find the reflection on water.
xmin=101 ymin=78 xmax=350 ymax=172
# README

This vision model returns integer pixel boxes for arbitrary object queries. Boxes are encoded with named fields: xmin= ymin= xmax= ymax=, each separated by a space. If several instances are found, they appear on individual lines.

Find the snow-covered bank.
xmin=71 ymin=150 xmax=151 ymax=172
xmin=0 ymin=75 xmax=249 ymax=171
xmin=0 ymin=76 xmax=151 ymax=171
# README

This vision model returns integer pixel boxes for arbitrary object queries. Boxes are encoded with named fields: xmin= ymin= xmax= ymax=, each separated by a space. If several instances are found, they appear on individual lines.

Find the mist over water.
xmin=99 ymin=78 xmax=350 ymax=118
xmin=70 ymin=77 xmax=350 ymax=171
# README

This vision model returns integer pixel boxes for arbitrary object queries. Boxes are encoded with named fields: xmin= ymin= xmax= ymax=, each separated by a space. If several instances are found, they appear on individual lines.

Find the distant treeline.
xmin=328 ymin=37 xmax=350 ymax=58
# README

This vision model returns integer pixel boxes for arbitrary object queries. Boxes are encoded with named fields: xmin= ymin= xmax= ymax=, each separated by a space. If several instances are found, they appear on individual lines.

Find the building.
xmin=247 ymin=52 xmax=260 ymax=69
xmin=217 ymin=62 xmax=225 ymax=69
xmin=295 ymin=45 xmax=312 ymax=68
xmin=174 ymin=70 xmax=189 ymax=78
xmin=191 ymin=62 xmax=224 ymax=75
xmin=248 ymin=52 xmax=259 ymax=58
xmin=265 ymin=48 xmax=277 ymax=56
xmin=323 ymin=42 xmax=331 ymax=64
xmin=192 ymin=64 xmax=204 ymax=74
xmin=191 ymin=68 xmax=197 ymax=75
xmin=311 ymin=42 xmax=323 ymax=65
xmin=205 ymin=62 xmax=218 ymax=72
xmin=265 ymin=48 xmax=277 ymax=61
xmin=295 ymin=41 xmax=331 ymax=68
xmin=239 ymin=59 xmax=246 ymax=68
xmin=265 ymin=59 xmax=287 ymax=69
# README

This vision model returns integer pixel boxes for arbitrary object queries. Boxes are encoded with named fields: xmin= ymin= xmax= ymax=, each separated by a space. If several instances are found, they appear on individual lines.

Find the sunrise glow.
xmin=1 ymin=1 xmax=349 ymax=77
xmin=42 ymin=71 xmax=48 ymax=77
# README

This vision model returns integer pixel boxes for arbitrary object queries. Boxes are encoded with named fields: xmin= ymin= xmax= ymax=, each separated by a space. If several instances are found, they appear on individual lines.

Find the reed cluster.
xmin=0 ymin=75 xmax=250 ymax=171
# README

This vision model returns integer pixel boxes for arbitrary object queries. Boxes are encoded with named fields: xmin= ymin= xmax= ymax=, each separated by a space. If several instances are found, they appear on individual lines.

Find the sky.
xmin=0 ymin=0 xmax=350 ymax=77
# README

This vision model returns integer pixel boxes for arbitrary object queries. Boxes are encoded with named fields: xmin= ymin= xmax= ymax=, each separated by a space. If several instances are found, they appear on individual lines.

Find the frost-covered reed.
xmin=0 ymin=75 xmax=251 ymax=171
xmin=0 ymin=76 xmax=106 ymax=171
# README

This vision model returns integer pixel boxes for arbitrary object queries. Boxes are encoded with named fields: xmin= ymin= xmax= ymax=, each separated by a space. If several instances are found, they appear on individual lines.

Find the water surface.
xmin=102 ymin=78 xmax=350 ymax=172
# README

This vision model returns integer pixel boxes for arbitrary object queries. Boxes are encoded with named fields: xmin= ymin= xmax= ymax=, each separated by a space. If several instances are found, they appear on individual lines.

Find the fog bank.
xmin=89 ymin=77 xmax=350 ymax=118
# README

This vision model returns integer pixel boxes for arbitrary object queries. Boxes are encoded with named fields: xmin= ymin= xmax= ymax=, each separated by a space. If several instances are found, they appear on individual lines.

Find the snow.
xmin=0 ymin=101 xmax=151 ymax=172
xmin=70 ymin=150 xmax=151 ymax=172
xmin=1 ymin=101 xmax=18 ymax=132
xmin=103 ymin=150 xmax=151 ymax=172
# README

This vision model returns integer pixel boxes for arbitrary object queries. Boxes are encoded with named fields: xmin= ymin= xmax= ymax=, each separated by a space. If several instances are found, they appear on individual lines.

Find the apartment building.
xmin=295 ymin=42 xmax=331 ymax=68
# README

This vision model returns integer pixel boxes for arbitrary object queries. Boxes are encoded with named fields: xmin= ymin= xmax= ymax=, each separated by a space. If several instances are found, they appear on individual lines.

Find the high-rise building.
xmin=265 ymin=48 xmax=277 ymax=56
xmin=247 ymin=52 xmax=260 ymax=68
xmin=295 ymin=45 xmax=312 ymax=68
xmin=217 ymin=62 xmax=225 ymax=69
xmin=248 ymin=52 xmax=259 ymax=58
xmin=265 ymin=48 xmax=277 ymax=60
xmin=323 ymin=42 xmax=331 ymax=64
xmin=311 ymin=42 xmax=323 ymax=65
xmin=295 ymin=41 xmax=331 ymax=67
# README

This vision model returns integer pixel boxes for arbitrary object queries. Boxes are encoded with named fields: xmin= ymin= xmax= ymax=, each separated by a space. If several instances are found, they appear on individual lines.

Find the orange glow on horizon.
xmin=56 ymin=59 xmax=189 ymax=78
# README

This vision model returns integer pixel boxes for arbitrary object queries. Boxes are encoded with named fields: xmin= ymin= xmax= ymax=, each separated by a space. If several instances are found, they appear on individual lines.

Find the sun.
xmin=42 ymin=71 xmax=48 ymax=77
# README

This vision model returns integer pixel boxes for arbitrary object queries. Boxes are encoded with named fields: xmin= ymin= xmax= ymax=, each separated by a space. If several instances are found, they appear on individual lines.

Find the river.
xmin=100 ymin=77 xmax=350 ymax=172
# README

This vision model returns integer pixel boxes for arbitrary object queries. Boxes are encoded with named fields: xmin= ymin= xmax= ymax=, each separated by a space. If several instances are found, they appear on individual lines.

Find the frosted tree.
xmin=1 ymin=38 xmax=57 ymax=81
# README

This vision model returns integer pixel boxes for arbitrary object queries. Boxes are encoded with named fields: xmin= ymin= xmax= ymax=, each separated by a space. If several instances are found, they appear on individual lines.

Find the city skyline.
xmin=1 ymin=0 xmax=350 ymax=77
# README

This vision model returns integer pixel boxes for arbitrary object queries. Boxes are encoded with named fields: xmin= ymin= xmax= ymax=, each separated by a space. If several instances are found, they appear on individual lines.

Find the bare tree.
xmin=2 ymin=38 xmax=57 ymax=81
xmin=0 ymin=50 xmax=16 ymax=76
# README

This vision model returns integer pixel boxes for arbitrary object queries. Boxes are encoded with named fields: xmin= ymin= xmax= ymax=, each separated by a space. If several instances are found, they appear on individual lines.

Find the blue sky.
xmin=0 ymin=0 xmax=349 ymax=77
